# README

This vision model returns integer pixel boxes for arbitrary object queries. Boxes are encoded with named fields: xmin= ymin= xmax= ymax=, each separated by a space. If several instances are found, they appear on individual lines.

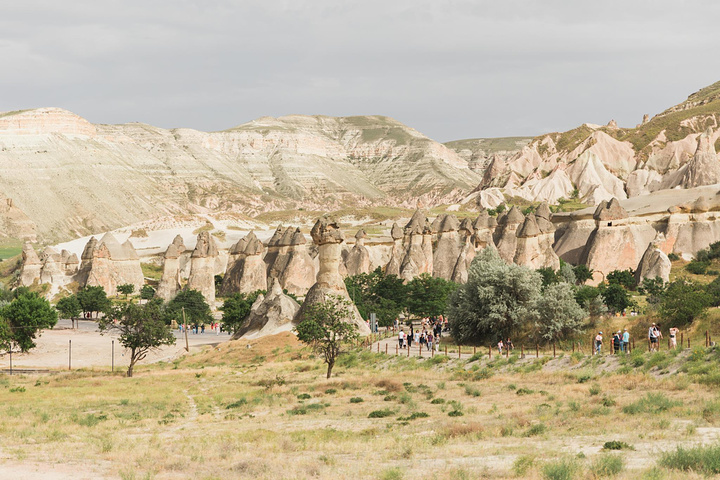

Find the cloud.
xmin=1 ymin=0 xmax=719 ymax=141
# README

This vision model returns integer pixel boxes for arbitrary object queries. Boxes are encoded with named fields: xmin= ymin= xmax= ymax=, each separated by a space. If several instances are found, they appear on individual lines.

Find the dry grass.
xmin=1 ymin=333 xmax=720 ymax=479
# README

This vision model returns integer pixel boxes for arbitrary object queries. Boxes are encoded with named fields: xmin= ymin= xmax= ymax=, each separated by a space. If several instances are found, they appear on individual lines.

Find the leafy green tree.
xmin=345 ymin=268 xmax=406 ymax=326
xmin=165 ymin=289 xmax=212 ymax=326
xmin=558 ymin=262 xmax=576 ymax=285
xmin=220 ymin=290 xmax=264 ymax=334
xmin=0 ymin=292 xmax=58 ymax=353
xmin=56 ymin=295 xmax=82 ymax=328
xmin=294 ymin=295 xmax=360 ymax=379
xmin=76 ymin=286 xmax=112 ymax=318
xmin=140 ymin=285 xmax=156 ymax=301
xmin=659 ymin=279 xmax=711 ymax=327
xmin=447 ymin=248 xmax=542 ymax=344
xmin=686 ymin=261 xmax=709 ymax=275
xmin=706 ymin=276 xmax=720 ymax=307
xmin=573 ymin=265 xmax=594 ymax=285
xmin=638 ymin=277 xmax=666 ymax=307
xmin=406 ymin=273 xmax=458 ymax=319
xmin=534 ymin=283 xmax=587 ymax=342
xmin=537 ymin=267 xmax=560 ymax=287
xmin=607 ymin=269 xmax=636 ymax=290
xmin=117 ymin=283 xmax=135 ymax=299
xmin=599 ymin=283 xmax=633 ymax=313
xmin=99 ymin=299 xmax=176 ymax=377
xmin=574 ymin=286 xmax=607 ymax=318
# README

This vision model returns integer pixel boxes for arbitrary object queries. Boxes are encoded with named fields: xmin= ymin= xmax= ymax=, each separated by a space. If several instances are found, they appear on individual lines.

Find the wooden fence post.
xmin=521 ymin=345 xmax=524 ymax=358
xmin=536 ymin=344 xmax=539 ymax=358
xmin=553 ymin=343 xmax=556 ymax=358
xmin=385 ymin=344 xmax=388 ymax=355
xmin=458 ymin=345 xmax=461 ymax=359
xmin=419 ymin=344 xmax=422 ymax=358
xmin=680 ymin=332 xmax=684 ymax=350
xmin=706 ymin=331 xmax=709 ymax=348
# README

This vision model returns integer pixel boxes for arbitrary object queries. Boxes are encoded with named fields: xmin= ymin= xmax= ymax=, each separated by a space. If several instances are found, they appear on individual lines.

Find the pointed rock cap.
xmin=459 ymin=218 xmax=474 ymax=234
xmin=355 ymin=229 xmax=367 ymax=240
xmin=517 ymin=214 xmax=540 ymax=238
xmin=172 ymin=234 xmax=185 ymax=249
xmin=268 ymin=225 xmax=284 ymax=247
xmin=99 ymin=233 xmax=127 ymax=260
xmin=404 ymin=210 xmax=426 ymax=235
xmin=310 ymin=216 xmax=344 ymax=245
xmin=535 ymin=202 xmax=552 ymax=221
xmin=269 ymin=277 xmax=283 ymax=296
xmin=164 ymin=243 xmax=181 ymax=259
xmin=535 ymin=215 xmax=555 ymax=234
xmin=390 ymin=222 xmax=403 ymax=240
xmin=121 ymin=240 xmax=140 ymax=260
xmin=41 ymin=246 xmax=59 ymax=258
xmin=65 ymin=253 xmax=79 ymax=265
xmin=290 ymin=228 xmax=307 ymax=246
xmin=695 ymin=127 xmax=716 ymax=155
xmin=245 ymin=234 xmax=264 ymax=255
xmin=22 ymin=241 xmax=41 ymax=265
xmin=231 ymin=236 xmax=249 ymax=255
xmin=594 ymin=198 xmax=628 ymax=221
xmin=278 ymin=226 xmax=295 ymax=247
xmin=438 ymin=214 xmax=459 ymax=233
xmin=192 ymin=231 xmax=218 ymax=258
xmin=423 ymin=218 xmax=433 ymax=234
xmin=60 ymin=249 xmax=71 ymax=263
xmin=81 ymin=237 xmax=98 ymax=260
xmin=473 ymin=210 xmax=490 ymax=229
xmin=500 ymin=206 xmax=524 ymax=225
xmin=607 ymin=119 xmax=618 ymax=129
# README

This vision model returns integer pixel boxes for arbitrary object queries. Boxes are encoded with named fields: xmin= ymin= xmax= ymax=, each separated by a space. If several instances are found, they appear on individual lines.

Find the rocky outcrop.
xmin=433 ymin=214 xmax=461 ymax=280
xmin=345 ymin=229 xmax=371 ymax=276
xmin=186 ymin=231 xmax=219 ymax=304
xmin=494 ymin=206 xmax=524 ymax=263
xmin=635 ymin=234 xmax=671 ymax=284
xmin=513 ymin=211 xmax=560 ymax=270
xmin=676 ymin=128 xmax=720 ymax=188
xmin=73 ymin=234 xmax=143 ymax=295
xmin=385 ymin=222 xmax=404 ymax=276
xmin=399 ymin=210 xmax=432 ymax=281
xmin=19 ymin=242 xmax=42 ymax=286
xmin=232 ymin=278 xmax=300 ymax=339
xmin=451 ymin=218 xmax=476 ymax=283
xmin=294 ymin=216 xmax=370 ymax=335
xmin=472 ymin=210 xmax=497 ymax=249
xmin=277 ymin=228 xmax=314 ymax=296
xmin=157 ymin=237 xmax=185 ymax=301
xmin=220 ymin=232 xmax=267 ymax=295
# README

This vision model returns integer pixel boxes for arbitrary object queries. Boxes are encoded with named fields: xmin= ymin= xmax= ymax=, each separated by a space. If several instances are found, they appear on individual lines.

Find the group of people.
xmin=177 ymin=321 xmax=226 ymax=335
xmin=497 ymin=338 xmax=514 ymax=354
xmin=397 ymin=325 xmax=442 ymax=352
xmin=594 ymin=323 xmax=680 ymax=354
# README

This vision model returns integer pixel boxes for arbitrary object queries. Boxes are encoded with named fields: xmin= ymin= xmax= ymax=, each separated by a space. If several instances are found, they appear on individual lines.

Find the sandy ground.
xmin=0 ymin=320 xmax=230 ymax=371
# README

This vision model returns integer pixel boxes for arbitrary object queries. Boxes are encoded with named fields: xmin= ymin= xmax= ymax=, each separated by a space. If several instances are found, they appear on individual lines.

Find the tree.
xmin=56 ymin=295 xmax=82 ymax=328
xmin=639 ymin=277 xmax=666 ymax=307
xmin=599 ymin=283 xmax=633 ymax=314
xmin=165 ymin=289 xmax=212 ymax=326
xmin=0 ymin=292 xmax=58 ymax=353
xmin=447 ymin=248 xmax=542 ymax=344
xmin=573 ymin=265 xmax=594 ymax=285
xmin=534 ymin=283 xmax=587 ymax=342
xmin=574 ymin=285 xmax=608 ymax=319
xmin=220 ymin=291 xmax=264 ymax=333
xmin=558 ymin=263 xmax=576 ymax=285
xmin=537 ymin=267 xmax=559 ymax=287
xmin=140 ymin=285 xmax=156 ymax=301
xmin=117 ymin=283 xmax=135 ymax=299
xmin=659 ymin=279 xmax=711 ymax=327
xmin=99 ymin=299 xmax=176 ymax=377
xmin=294 ymin=295 xmax=360 ymax=379
xmin=406 ymin=273 xmax=458 ymax=319
xmin=345 ymin=268 xmax=407 ymax=327
xmin=607 ymin=269 xmax=636 ymax=290
xmin=76 ymin=286 xmax=112 ymax=318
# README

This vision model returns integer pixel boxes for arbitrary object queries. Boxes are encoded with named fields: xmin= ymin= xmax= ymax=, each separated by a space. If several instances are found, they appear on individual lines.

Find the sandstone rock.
xmin=157 ymin=242 xmax=183 ymax=301
xmin=433 ymin=214 xmax=461 ymax=280
xmin=19 ymin=242 xmax=42 ymax=286
xmin=295 ymin=216 xmax=370 ymax=335
xmin=635 ymin=234 xmax=671 ymax=284
xmin=385 ymin=222 xmax=404 ymax=276
xmin=593 ymin=198 xmax=628 ymax=222
xmin=232 ymin=278 xmax=300 ymax=339
xmin=220 ymin=232 xmax=268 ymax=296
xmin=186 ymin=231 xmax=219 ymax=304
xmin=451 ymin=218 xmax=477 ymax=283
xmin=514 ymin=214 xmax=560 ymax=270
xmin=278 ymin=228 xmax=315 ymax=295
xmin=676 ymin=128 xmax=720 ymax=188
xmin=494 ymin=206 xmax=524 ymax=263
xmin=345 ymin=229 xmax=371 ymax=276
xmin=472 ymin=210 xmax=497 ymax=249
xmin=400 ymin=210 xmax=432 ymax=281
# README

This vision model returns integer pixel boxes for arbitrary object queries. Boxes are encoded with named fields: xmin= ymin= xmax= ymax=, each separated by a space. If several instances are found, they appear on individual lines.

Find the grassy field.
xmin=2 ymin=331 xmax=720 ymax=479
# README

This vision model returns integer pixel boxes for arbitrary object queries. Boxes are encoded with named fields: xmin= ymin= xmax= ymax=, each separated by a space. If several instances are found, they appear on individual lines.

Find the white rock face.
xmin=635 ymin=236 xmax=671 ymax=284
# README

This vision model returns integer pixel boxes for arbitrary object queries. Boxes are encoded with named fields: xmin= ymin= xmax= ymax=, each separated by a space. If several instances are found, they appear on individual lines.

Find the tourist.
xmin=398 ymin=329 xmax=405 ymax=349
xmin=505 ymin=338 xmax=514 ymax=351
xmin=595 ymin=331 xmax=603 ymax=355
xmin=407 ymin=327 xmax=413 ymax=349
xmin=622 ymin=328 xmax=630 ymax=353
xmin=427 ymin=332 xmax=433 ymax=352
xmin=497 ymin=339 xmax=504 ymax=355
xmin=669 ymin=326 xmax=679 ymax=349
xmin=648 ymin=323 xmax=661 ymax=352
xmin=420 ymin=331 xmax=427 ymax=349
xmin=612 ymin=331 xmax=621 ymax=354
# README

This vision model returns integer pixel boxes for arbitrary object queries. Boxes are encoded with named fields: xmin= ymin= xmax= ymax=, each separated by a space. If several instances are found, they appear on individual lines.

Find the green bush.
xmin=602 ymin=441 xmax=634 ymax=451
xmin=368 ymin=409 xmax=394 ymax=418
xmin=524 ymin=423 xmax=547 ymax=437
xmin=686 ymin=261 xmax=709 ymax=275
xmin=516 ymin=387 xmax=535 ymax=395
xmin=622 ymin=393 xmax=681 ymax=415
xmin=398 ymin=412 xmax=429 ymax=421
xmin=349 ymin=397 xmax=363 ymax=403
xmin=430 ymin=398 xmax=445 ymax=404
xmin=297 ymin=393 xmax=311 ymax=400
xmin=659 ymin=442 xmax=720 ymax=475
xmin=226 ymin=398 xmax=248 ymax=409
xmin=324 ymin=388 xmax=337 ymax=394
xmin=513 ymin=455 xmax=536 ymax=476
xmin=590 ymin=454 xmax=624 ymax=477
xmin=542 ymin=458 xmax=580 ymax=480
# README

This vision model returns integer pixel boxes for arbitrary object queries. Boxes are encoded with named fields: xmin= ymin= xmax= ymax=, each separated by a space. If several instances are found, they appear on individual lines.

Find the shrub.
xmin=430 ymin=398 xmax=445 ymax=404
xmin=589 ymin=384 xmax=601 ymax=396
xmin=542 ymin=458 xmax=580 ymax=480
xmin=287 ymin=403 xmax=327 ymax=415
xmin=602 ymin=441 xmax=634 ymax=451
xmin=524 ymin=423 xmax=547 ymax=437
xmin=448 ymin=410 xmax=464 ymax=417
xmin=324 ymin=388 xmax=337 ymax=395
xmin=398 ymin=412 xmax=429 ymax=421
xmin=297 ymin=393 xmax=311 ymax=400
xmin=590 ymin=454 xmax=624 ymax=477
xmin=622 ymin=393 xmax=681 ymax=415
xmin=686 ymin=261 xmax=709 ymax=275
xmin=368 ymin=409 xmax=394 ymax=418
xmin=464 ymin=385 xmax=481 ymax=397
xmin=513 ymin=455 xmax=536 ymax=476
xmin=668 ymin=253 xmax=680 ymax=261
xmin=659 ymin=442 xmax=720 ymax=475
xmin=516 ymin=387 xmax=535 ymax=395
xmin=349 ymin=397 xmax=363 ymax=403
xmin=226 ymin=398 xmax=248 ymax=409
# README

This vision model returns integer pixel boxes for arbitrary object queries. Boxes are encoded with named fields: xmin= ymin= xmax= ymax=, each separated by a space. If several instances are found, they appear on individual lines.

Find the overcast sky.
xmin=1 ymin=1 xmax=719 ymax=142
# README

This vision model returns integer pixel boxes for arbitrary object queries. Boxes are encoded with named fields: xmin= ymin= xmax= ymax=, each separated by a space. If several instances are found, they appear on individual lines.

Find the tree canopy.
xmin=406 ymin=273 xmax=458 ymax=319
xmin=165 ymin=289 xmax=212 ymax=326
xmin=345 ymin=268 xmax=406 ymax=327
xmin=0 ymin=292 xmax=58 ymax=353
xmin=76 ymin=286 xmax=112 ymax=317
xmin=220 ymin=290 xmax=264 ymax=334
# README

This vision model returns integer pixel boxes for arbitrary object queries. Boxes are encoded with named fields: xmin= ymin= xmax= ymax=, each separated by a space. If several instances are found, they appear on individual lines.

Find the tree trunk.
xmin=127 ymin=363 xmax=134 ymax=377
xmin=326 ymin=361 xmax=334 ymax=379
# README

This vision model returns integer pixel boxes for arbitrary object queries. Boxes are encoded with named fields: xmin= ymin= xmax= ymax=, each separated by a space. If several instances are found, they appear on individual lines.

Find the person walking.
xmin=426 ymin=332 xmax=433 ymax=352
xmin=497 ymin=339 xmax=504 ymax=355
xmin=398 ymin=329 xmax=405 ymax=349
xmin=648 ymin=323 xmax=661 ymax=352
xmin=612 ymin=331 xmax=622 ymax=354
xmin=622 ymin=328 xmax=630 ymax=353
xmin=595 ymin=332 xmax=603 ymax=355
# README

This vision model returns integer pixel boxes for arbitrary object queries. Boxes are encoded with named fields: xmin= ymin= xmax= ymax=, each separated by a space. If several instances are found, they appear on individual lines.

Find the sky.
xmin=1 ymin=0 xmax=719 ymax=142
